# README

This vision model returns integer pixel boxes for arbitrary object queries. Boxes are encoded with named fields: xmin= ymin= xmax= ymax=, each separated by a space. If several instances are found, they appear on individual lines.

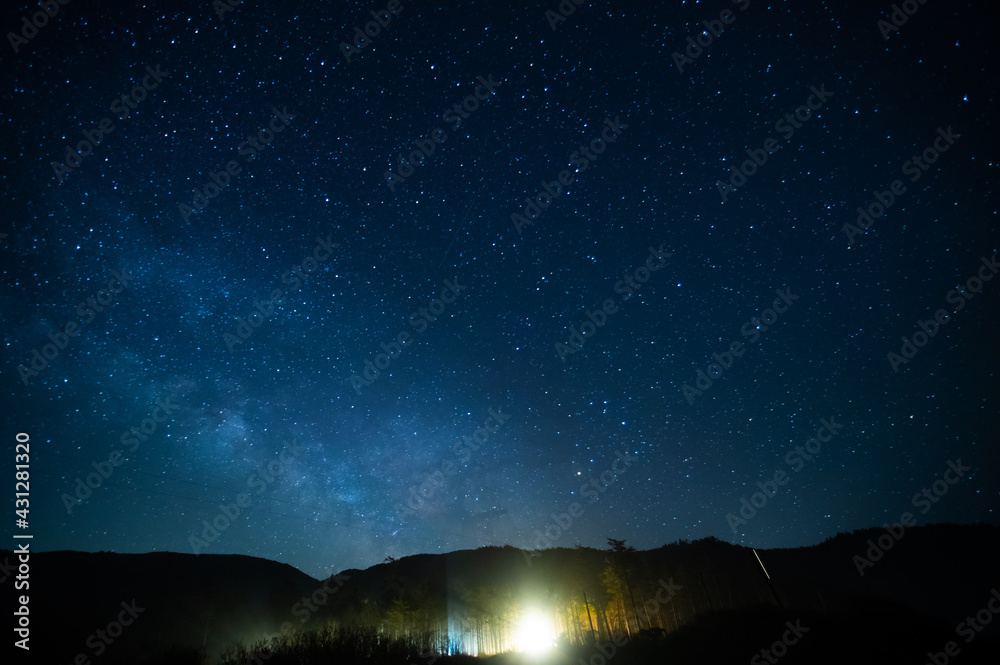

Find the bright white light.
xmin=515 ymin=610 xmax=555 ymax=654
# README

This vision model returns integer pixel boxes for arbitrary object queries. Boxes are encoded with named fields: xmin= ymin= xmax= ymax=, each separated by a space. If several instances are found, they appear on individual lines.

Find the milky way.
xmin=2 ymin=0 xmax=997 ymax=578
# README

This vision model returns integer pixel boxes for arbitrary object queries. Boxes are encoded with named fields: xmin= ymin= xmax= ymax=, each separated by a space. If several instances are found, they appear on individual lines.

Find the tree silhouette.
xmin=606 ymin=537 xmax=636 ymax=553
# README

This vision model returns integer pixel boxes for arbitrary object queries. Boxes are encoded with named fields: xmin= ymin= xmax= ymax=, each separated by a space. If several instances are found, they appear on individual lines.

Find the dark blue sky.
xmin=2 ymin=0 xmax=997 ymax=579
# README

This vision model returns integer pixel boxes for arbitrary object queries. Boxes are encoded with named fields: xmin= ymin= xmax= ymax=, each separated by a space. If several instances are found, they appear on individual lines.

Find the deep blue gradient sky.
xmin=2 ymin=0 xmax=997 ymax=579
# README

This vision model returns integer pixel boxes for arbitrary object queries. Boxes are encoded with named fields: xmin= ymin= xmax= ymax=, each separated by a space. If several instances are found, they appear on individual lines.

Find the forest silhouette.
xmin=6 ymin=523 xmax=998 ymax=664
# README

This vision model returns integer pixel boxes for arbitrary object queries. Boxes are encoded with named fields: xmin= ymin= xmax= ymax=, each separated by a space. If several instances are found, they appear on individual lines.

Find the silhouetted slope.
xmin=4 ymin=523 xmax=997 ymax=664
xmin=316 ymin=524 xmax=999 ymax=632
xmin=763 ymin=523 xmax=1000 ymax=625
xmin=1 ymin=550 xmax=320 ymax=664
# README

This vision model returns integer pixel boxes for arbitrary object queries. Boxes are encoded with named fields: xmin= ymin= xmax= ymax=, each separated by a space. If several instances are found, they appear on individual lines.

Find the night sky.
xmin=2 ymin=0 xmax=997 ymax=580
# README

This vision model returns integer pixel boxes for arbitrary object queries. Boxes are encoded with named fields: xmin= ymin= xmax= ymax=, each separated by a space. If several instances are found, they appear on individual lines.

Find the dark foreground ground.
xmin=483 ymin=607 xmax=998 ymax=665
xmin=208 ymin=605 xmax=997 ymax=665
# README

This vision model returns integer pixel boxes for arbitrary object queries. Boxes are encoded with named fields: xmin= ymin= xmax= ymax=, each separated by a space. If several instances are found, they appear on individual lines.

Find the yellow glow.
xmin=515 ymin=610 xmax=555 ymax=654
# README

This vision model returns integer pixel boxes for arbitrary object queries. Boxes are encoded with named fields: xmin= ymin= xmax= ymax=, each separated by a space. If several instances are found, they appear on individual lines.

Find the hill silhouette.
xmin=2 ymin=550 xmax=320 ymax=664
xmin=4 ymin=523 xmax=997 ymax=664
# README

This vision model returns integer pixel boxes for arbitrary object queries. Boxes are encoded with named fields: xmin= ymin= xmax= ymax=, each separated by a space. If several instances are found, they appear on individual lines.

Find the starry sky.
xmin=2 ymin=0 xmax=997 ymax=579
